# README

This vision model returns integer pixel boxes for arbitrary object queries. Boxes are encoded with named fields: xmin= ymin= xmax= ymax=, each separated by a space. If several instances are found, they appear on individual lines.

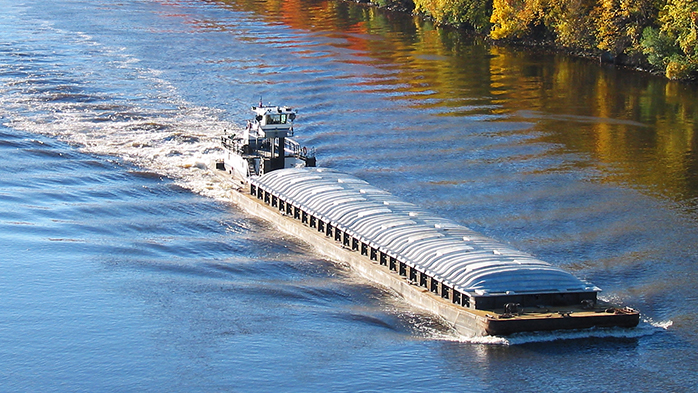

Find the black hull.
xmin=484 ymin=308 xmax=640 ymax=336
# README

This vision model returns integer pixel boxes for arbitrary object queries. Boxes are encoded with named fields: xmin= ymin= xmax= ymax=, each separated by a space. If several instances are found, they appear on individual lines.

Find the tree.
xmin=545 ymin=0 xmax=598 ymax=49
xmin=490 ymin=0 xmax=545 ymax=39
xmin=594 ymin=0 xmax=659 ymax=55
xmin=414 ymin=0 xmax=493 ymax=31
xmin=641 ymin=0 xmax=698 ymax=79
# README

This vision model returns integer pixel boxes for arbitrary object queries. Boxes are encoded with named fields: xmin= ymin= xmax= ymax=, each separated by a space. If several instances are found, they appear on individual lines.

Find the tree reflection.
xmin=202 ymin=0 xmax=698 ymax=203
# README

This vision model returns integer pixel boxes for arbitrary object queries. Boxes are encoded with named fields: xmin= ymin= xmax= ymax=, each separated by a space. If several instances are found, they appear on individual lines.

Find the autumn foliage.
xmin=410 ymin=0 xmax=698 ymax=79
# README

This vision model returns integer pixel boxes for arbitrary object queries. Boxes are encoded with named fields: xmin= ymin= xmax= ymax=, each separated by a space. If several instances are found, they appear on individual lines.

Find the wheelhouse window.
xmin=265 ymin=114 xmax=287 ymax=124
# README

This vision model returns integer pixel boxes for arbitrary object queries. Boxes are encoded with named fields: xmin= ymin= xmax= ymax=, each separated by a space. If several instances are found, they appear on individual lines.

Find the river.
xmin=1 ymin=0 xmax=696 ymax=391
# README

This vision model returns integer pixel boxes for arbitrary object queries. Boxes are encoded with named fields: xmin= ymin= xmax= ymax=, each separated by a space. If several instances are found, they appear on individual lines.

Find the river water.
xmin=1 ymin=0 xmax=696 ymax=391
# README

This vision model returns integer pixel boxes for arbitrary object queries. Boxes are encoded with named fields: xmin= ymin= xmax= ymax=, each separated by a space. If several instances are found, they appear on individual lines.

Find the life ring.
xmin=302 ymin=147 xmax=307 ymax=156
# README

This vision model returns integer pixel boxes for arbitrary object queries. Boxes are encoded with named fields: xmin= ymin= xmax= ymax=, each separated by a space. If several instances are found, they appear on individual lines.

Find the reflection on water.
xmin=203 ymin=0 xmax=698 ymax=210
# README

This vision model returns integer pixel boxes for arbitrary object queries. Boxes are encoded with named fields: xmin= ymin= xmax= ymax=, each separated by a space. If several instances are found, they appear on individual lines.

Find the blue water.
xmin=1 ymin=0 xmax=697 ymax=391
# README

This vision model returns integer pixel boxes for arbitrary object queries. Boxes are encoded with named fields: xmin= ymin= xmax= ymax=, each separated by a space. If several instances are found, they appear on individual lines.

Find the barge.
xmin=216 ymin=103 xmax=640 ymax=336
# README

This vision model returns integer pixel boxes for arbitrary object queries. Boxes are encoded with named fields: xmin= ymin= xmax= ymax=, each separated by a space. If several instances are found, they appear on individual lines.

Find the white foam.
xmin=0 ymin=23 xmax=243 ymax=204
xmin=644 ymin=317 xmax=673 ymax=330
xmin=430 ymin=319 xmax=668 ymax=346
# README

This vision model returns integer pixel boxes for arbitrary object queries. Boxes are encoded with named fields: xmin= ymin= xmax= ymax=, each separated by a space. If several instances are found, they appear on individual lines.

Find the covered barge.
xmin=246 ymin=167 xmax=639 ymax=336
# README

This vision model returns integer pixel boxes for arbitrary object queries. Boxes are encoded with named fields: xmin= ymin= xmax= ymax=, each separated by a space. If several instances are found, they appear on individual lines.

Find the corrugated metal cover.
xmin=251 ymin=168 xmax=599 ymax=297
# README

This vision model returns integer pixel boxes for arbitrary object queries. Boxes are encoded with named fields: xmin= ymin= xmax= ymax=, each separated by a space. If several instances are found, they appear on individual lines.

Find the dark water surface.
xmin=1 ymin=0 xmax=697 ymax=391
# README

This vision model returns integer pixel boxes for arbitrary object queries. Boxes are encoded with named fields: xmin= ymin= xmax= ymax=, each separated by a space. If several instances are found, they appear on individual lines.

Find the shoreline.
xmin=347 ymin=0 xmax=695 ymax=82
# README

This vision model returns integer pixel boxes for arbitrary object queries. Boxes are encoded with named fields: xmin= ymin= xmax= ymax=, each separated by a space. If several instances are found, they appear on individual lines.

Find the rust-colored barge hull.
xmin=483 ymin=307 xmax=640 ymax=336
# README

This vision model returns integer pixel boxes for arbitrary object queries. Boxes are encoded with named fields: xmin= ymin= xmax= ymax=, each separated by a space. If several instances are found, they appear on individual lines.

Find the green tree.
xmin=641 ymin=0 xmax=698 ymax=79
xmin=414 ymin=0 xmax=493 ymax=31
xmin=545 ymin=0 xmax=598 ymax=49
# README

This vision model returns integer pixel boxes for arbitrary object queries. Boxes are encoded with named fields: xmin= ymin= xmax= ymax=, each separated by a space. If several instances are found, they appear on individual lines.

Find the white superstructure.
xmin=220 ymin=103 xmax=315 ymax=180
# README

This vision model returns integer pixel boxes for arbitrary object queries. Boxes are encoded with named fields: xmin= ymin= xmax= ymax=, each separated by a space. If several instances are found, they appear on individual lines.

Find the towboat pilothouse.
xmin=218 ymin=103 xmax=316 ymax=181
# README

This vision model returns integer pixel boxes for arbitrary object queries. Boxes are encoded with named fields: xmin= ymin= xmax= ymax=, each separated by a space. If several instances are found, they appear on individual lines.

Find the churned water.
xmin=1 ymin=0 xmax=696 ymax=391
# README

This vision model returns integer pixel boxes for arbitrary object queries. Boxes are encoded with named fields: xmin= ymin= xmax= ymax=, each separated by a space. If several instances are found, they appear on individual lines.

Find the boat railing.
xmin=221 ymin=135 xmax=245 ymax=152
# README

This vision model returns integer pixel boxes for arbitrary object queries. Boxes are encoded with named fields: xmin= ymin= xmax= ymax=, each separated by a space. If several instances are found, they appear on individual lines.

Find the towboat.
xmin=216 ymin=104 xmax=640 ymax=336
xmin=217 ymin=102 xmax=315 ymax=180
